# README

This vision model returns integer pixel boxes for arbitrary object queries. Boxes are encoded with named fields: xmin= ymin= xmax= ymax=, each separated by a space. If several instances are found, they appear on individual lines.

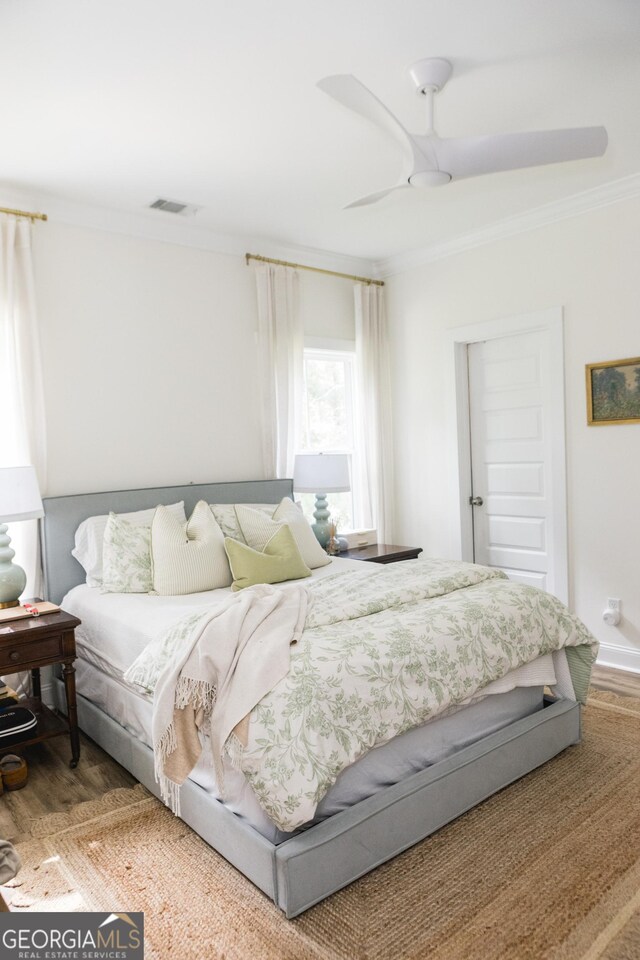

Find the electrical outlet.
xmin=603 ymin=597 xmax=622 ymax=627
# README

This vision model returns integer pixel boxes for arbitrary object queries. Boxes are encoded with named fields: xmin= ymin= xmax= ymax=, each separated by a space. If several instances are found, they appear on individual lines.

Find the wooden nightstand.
xmin=339 ymin=544 xmax=423 ymax=564
xmin=0 ymin=606 xmax=81 ymax=768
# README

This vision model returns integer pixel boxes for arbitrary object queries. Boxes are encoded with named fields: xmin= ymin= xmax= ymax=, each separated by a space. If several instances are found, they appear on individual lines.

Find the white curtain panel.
xmin=354 ymin=283 xmax=395 ymax=543
xmin=0 ymin=214 xmax=47 ymax=600
xmin=253 ymin=262 xmax=303 ymax=479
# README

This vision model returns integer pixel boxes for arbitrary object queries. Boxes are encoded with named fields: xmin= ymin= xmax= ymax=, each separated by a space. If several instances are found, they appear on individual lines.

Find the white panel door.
xmin=468 ymin=331 xmax=559 ymax=593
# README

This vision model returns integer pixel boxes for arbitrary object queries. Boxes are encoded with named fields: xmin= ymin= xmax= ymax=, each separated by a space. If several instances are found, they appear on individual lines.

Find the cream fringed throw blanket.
xmin=152 ymin=584 xmax=308 ymax=815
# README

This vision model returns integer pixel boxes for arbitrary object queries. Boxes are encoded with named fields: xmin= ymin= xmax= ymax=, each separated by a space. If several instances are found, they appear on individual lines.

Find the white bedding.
xmin=64 ymin=556 xmax=368 ymax=682
xmin=62 ymin=558 xmax=569 ymax=841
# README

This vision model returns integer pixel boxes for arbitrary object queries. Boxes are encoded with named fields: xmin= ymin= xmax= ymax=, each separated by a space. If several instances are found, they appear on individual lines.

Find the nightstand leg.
xmin=62 ymin=660 xmax=80 ymax=768
xmin=31 ymin=668 xmax=41 ymax=700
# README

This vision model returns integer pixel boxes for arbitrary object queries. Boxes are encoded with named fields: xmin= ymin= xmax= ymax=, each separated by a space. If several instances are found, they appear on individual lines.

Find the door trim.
xmin=445 ymin=307 xmax=568 ymax=604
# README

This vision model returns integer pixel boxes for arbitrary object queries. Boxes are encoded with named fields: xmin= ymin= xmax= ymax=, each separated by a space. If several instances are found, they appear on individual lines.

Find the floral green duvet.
xmin=234 ymin=559 xmax=597 ymax=831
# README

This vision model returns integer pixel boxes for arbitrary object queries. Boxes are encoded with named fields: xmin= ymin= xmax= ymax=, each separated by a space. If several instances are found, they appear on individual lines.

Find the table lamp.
xmin=293 ymin=453 xmax=350 ymax=548
xmin=0 ymin=466 xmax=44 ymax=608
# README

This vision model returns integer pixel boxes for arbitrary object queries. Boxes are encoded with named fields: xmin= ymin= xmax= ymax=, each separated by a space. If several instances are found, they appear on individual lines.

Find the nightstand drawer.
xmin=0 ymin=634 xmax=64 ymax=670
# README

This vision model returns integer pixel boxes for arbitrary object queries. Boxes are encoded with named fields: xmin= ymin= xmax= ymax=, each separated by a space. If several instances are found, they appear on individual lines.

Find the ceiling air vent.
xmin=149 ymin=198 xmax=199 ymax=216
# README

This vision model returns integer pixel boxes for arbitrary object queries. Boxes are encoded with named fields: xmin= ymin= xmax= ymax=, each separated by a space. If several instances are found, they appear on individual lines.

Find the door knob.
xmin=469 ymin=495 xmax=484 ymax=506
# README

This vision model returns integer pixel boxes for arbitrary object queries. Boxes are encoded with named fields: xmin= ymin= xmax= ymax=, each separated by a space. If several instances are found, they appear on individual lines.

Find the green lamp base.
xmin=0 ymin=523 xmax=26 ymax=608
xmin=311 ymin=492 xmax=331 ymax=548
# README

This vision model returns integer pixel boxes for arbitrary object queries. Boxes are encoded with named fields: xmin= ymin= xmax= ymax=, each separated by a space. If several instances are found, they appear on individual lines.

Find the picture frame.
xmin=586 ymin=357 xmax=640 ymax=425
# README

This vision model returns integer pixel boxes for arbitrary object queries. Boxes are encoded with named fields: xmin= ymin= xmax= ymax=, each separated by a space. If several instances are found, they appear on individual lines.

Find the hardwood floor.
xmin=590 ymin=663 xmax=640 ymax=698
xmin=0 ymin=733 xmax=136 ymax=844
xmin=0 ymin=665 xmax=638 ymax=831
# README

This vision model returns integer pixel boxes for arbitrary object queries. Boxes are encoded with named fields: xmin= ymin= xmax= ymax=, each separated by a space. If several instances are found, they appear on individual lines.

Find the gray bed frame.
xmin=41 ymin=479 xmax=581 ymax=918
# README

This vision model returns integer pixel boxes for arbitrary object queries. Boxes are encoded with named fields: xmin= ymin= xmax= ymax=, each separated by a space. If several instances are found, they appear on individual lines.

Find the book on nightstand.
xmin=0 ymin=601 xmax=60 ymax=624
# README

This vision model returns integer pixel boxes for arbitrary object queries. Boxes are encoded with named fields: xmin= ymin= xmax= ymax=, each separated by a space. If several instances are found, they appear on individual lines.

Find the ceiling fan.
xmin=317 ymin=58 xmax=608 ymax=208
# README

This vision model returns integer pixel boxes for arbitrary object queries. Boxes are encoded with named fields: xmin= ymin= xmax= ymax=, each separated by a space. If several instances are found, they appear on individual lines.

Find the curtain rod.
xmin=245 ymin=253 xmax=384 ymax=287
xmin=0 ymin=206 xmax=48 ymax=222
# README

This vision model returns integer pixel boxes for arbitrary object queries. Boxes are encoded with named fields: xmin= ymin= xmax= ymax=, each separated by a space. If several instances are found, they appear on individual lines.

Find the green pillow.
xmin=224 ymin=524 xmax=311 ymax=592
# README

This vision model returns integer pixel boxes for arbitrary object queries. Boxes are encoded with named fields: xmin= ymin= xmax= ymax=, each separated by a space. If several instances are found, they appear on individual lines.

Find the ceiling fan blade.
xmin=317 ymin=74 xmax=426 ymax=170
xmin=345 ymin=183 xmax=411 ymax=209
xmin=434 ymin=126 xmax=608 ymax=180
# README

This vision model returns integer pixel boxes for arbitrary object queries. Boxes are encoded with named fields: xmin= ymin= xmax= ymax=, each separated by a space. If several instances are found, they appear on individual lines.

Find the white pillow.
xmin=209 ymin=503 xmax=276 ymax=543
xmin=151 ymin=500 xmax=232 ymax=595
xmin=102 ymin=514 xmax=153 ymax=594
xmin=235 ymin=497 xmax=331 ymax=570
xmin=72 ymin=501 xmax=186 ymax=586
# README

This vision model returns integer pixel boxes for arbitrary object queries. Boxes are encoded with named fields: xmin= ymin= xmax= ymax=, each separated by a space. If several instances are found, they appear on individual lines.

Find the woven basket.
xmin=0 ymin=754 xmax=28 ymax=791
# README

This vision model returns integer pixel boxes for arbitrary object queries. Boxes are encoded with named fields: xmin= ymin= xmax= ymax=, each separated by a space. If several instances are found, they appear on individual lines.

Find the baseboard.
xmin=596 ymin=642 xmax=640 ymax=675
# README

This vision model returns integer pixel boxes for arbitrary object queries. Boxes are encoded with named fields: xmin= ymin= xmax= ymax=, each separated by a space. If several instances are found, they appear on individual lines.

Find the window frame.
xmin=300 ymin=337 xmax=358 ymax=531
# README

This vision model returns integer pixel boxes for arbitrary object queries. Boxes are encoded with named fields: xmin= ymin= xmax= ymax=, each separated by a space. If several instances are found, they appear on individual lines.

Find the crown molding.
xmin=0 ymin=187 xmax=377 ymax=280
xmin=375 ymin=173 xmax=640 ymax=278
xmin=4 ymin=174 xmax=638 ymax=283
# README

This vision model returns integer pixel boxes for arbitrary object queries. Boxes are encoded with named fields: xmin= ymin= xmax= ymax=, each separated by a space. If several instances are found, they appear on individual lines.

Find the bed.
xmin=40 ymin=479 xmax=594 ymax=918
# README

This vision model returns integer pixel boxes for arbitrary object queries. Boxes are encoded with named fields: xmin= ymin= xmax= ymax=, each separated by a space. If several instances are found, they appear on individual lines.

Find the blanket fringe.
xmin=155 ymin=724 xmax=181 ymax=816
xmin=155 ymin=678 xmax=217 ymax=814
xmin=225 ymin=731 xmax=245 ymax=771
xmin=159 ymin=776 xmax=182 ymax=818
xmin=174 ymin=676 xmax=216 ymax=714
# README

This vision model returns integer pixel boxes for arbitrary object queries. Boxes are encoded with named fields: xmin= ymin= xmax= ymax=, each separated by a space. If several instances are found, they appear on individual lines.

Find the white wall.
xmin=33 ymin=222 xmax=355 ymax=495
xmin=387 ymin=195 xmax=640 ymax=671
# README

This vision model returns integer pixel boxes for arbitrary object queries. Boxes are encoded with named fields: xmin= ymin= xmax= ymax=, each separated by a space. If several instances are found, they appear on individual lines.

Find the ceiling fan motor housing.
xmin=409 ymin=170 xmax=451 ymax=187
xmin=408 ymin=58 xmax=453 ymax=95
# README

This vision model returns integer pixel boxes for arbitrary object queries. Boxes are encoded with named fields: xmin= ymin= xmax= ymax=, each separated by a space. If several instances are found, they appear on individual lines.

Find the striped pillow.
xmin=235 ymin=497 xmax=331 ymax=569
xmin=151 ymin=500 xmax=232 ymax=595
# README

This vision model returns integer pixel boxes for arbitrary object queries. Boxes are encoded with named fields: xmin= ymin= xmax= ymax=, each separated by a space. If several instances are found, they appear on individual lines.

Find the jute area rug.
xmin=4 ymin=691 xmax=640 ymax=960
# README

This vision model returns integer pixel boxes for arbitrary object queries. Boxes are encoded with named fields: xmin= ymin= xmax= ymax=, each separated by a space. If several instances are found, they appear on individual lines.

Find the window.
xmin=298 ymin=340 xmax=357 ymax=532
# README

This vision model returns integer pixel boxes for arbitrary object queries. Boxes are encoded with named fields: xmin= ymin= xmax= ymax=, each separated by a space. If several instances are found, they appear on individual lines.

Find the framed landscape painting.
xmin=586 ymin=357 xmax=640 ymax=425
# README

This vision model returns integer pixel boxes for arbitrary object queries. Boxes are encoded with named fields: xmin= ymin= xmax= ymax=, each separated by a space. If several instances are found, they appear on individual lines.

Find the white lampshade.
xmin=293 ymin=454 xmax=351 ymax=493
xmin=0 ymin=466 xmax=44 ymax=522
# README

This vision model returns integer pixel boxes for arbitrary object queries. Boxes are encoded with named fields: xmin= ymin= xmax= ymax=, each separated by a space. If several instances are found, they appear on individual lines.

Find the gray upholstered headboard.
xmin=41 ymin=478 xmax=293 ymax=605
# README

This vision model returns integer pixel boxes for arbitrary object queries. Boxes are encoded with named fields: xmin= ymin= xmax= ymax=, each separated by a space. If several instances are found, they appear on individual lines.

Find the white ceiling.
xmin=2 ymin=0 xmax=640 ymax=267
